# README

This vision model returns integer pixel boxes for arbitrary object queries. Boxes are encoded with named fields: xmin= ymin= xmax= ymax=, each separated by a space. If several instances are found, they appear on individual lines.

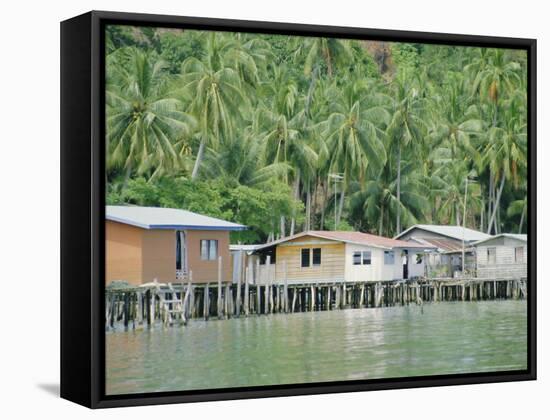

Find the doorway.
xmin=402 ymin=250 xmax=409 ymax=280
xmin=176 ymin=231 xmax=187 ymax=279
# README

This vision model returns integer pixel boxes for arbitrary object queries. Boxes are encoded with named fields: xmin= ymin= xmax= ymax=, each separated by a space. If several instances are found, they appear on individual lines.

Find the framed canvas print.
xmin=60 ymin=11 xmax=536 ymax=408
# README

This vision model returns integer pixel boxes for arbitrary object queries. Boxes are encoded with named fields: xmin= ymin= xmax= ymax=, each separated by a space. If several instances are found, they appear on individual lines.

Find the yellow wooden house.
xmin=253 ymin=230 xmax=434 ymax=284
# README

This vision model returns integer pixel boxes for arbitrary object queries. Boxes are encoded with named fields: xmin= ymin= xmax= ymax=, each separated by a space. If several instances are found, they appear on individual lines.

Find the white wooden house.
xmin=473 ymin=234 xmax=527 ymax=279
xmin=394 ymin=224 xmax=492 ymax=277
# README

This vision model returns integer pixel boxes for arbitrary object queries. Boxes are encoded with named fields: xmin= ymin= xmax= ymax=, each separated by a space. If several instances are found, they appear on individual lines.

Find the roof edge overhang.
xmin=106 ymin=216 xmax=247 ymax=231
xmin=472 ymin=234 xmax=527 ymax=247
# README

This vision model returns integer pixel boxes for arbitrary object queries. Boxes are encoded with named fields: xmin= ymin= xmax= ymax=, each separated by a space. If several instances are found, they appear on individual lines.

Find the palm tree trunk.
xmin=378 ymin=200 xmax=384 ymax=236
xmin=191 ymin=140 xmax=206 ymax=180
xmin=305 ymin=66 xmax=319 ymax=117
xmin=487 ymin=172 xmax=493 ymax=230
xmin=336 ymin=188 xmax=345 ymax=227
xmin=479 ymin=199 xmax=485 ymax=232
xmin=487 ymin=175 xmax=506 ymax=234
xmin=518 ymin=201 xmax=526 ymax=233
xmin=306 ymin=184 xmax=312 ymax=231
xmin=396 ymin=145 xmax=402 ymax=234
xmin=496 ymin=203 xmax=501 ymax=234
xmin=121 ymin=163 xmax=133 ymax=191
xmin=320 ymin=182 xmax=327 ymax=230
xmin=290 ymin=172 xmax=300 ymax=236
xmin=311 ymin=178 xmax=319 ymax=230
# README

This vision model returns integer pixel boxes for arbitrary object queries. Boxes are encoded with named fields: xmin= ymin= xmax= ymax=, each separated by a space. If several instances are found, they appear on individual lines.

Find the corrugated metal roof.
xmin=410 ymin=237 xmax=465 ymax=253
xmin=395 ymin=224 xmax=491 ymax=242
xmin=473 ymin=233 xmax=527 ymax=246
xmin=106 ymin=205 xmax=246 ymax=231
xmin=229 ymin=244 xmax=262 ymax=251
xmin=255 ymin=230 xmax=435 ymax=251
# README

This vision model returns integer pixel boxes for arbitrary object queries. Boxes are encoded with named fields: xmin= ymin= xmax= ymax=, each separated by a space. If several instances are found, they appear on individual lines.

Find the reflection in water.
xmin=106 ymin=301 xmax=527 ymax=395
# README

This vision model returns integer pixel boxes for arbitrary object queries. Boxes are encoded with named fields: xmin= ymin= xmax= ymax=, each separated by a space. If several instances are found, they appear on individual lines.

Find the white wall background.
xmin=0 ymin=0 xmax=547 ymax=418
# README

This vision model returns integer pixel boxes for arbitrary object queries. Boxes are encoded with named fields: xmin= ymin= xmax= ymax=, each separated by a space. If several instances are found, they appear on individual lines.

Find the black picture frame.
xmin=60 ymin=10 xmax=537 ymax=409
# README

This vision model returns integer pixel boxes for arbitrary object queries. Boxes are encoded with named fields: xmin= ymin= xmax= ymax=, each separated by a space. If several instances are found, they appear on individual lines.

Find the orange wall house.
xmin=106 ymin=206 xmax=246 ymax=286
xmin=185 ymin=230 xmax=232 ymax=283
xmin=106 ymin=221 xmax=143 ymax=285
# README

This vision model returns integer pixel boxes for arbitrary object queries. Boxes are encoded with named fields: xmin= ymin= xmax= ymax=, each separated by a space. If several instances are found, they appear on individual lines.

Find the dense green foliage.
xmin=106 ymin=25 xmax=528 ymax=243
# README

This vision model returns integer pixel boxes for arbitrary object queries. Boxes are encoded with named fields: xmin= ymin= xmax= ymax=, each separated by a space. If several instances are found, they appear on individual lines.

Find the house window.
xmin=353 ymin=252 xmax=362 ymax=265
xmin=487 ymin=247 xmax=496 ymax=265
xmin=515 ymin=247 xmax=524 ymax=263
xmin=200 ymin=239 xmax=218 ymax=261
xmin=312 ymin=248 xmax=322 ymax=266
xmin=301 ymin=248 xmax=310 ymax=267
xmin=362 ymin=251 xmax=372 ymax=265
xmin=415 ymin=253 xmax=423 ymax=264
xmin=384 ymin=251 xmax=395 ymax=265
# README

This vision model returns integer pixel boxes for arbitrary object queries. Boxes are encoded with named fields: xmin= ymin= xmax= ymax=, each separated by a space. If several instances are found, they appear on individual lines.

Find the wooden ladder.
xmin=156 ymin=283 xmax=184 ymax=325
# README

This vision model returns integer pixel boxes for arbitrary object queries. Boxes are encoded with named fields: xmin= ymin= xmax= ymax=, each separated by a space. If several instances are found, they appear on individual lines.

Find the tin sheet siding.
xmin=476 ymin=237 xmax=528 ymax=279
xmin=106 ymin=220 xmax=143 ymax=285
xmin=275 ymin=236 xmax=345 ymax=283
xmin=408 ymin=252 xmax=426 ymax=278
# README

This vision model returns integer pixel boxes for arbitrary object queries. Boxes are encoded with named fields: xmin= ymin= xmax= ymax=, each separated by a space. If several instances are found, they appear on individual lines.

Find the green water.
xmin=105 ymin=300 xmax=527 ymax=395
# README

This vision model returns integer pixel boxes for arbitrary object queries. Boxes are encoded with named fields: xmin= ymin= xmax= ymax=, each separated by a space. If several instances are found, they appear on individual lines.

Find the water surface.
xmin=106 ymin=301 xmax=527 ymax=395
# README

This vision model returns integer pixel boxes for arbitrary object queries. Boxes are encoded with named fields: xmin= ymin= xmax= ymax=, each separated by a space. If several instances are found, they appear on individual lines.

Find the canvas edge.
xmin=59 ymin=10 xmax=537 ymax=409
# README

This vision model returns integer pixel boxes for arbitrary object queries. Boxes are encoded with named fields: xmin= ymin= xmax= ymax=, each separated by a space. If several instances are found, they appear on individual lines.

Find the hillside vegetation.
xmin=106 ymin=25 xmax=528 ymax=243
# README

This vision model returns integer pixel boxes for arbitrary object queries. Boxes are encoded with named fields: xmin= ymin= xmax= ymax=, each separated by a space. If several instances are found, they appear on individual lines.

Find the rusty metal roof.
xmin=255 ymin=230 xmax=435 ymax=251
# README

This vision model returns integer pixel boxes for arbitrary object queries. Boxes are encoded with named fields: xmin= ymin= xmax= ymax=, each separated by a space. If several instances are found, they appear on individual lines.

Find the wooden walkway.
xmin=105 ymin=277 xmax=528 ymax=330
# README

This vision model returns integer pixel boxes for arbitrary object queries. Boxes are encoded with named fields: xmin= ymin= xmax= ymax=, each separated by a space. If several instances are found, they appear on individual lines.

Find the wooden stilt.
xmin=217 ymin=256 xmax=223 ymax=319
xmin=244 ymin=265 xmax=250 ymax=317
xmin=204 ymin=283 xmax=210 ymax=321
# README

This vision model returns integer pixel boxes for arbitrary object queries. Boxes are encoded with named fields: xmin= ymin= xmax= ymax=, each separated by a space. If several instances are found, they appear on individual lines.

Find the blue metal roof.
xmin=106 ymin=205 xmax=247 ymax=231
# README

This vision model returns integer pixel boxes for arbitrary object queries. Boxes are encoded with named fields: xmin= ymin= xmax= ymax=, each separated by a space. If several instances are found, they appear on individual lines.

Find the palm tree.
xmin=106 ymin=48 xmax=196 ymax=182
xmin=386 ymin=73 xmax=426 ymax=234
xmin=322 ymin=78 xmax=389 ymax=226
xmin=483 ymin=95 xmax=527 ymax=233
xmin=470 ymin=48 xmax=522 ymax=126
xmin=179 ymin=33 xmax=252 ymax=179
xmin=431 ymin=160 xmax=480 ymax=226
xmin=255 ymin=70 xmax=318 ymax=235
xmin=297 ymin=37 xmax=353 ymax=116
xmin=201 ymin=127 xmax=288 ymax=187
xmin=430 ymin=72 xmax=484 ymax=159
xmin=224 ymin=34 xmax=272 ymax=94
xmin=467 ymin=48 xmax=523 ymax=231
xmin=302 ymin=37 xmax=353 ymax=78
xmin=507 ymin=196 xmax=527 ymax=233
xmin=348 ymin=161 xmax=429 ymax=236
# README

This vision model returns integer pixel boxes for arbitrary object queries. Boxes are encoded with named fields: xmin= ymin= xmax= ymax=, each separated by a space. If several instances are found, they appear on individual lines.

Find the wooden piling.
xmin=283 ymin=261 xmax=288 ymax=313
xmin=217 ymin=256 xmax=223 ymax=319
xmin=244 ymin=264 xmax=250 ymax=317
xmin=204 ymin=283 xmax=210 ymax=321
